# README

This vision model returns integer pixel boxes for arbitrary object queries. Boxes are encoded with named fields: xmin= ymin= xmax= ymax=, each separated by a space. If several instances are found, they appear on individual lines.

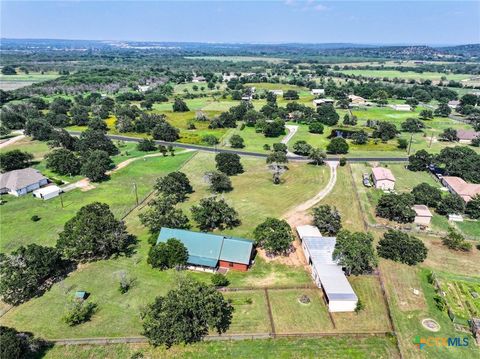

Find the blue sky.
xmin=1 ymin=1 xmax=479 ymax=45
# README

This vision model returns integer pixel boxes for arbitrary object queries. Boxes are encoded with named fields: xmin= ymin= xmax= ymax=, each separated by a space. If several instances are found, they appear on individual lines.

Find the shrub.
xmin=211 ymin=273 xmax=229 ymax=287
xmin=31 ymin=215 xmax=41 ymax=222
xmin=63 ymin=301 xmax=97 ymax=326
xmin=339 ymin=157 xmax=347 ymax=166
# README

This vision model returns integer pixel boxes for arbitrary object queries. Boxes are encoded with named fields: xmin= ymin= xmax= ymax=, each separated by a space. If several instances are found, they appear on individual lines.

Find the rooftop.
xmin=413 ymin=204 xmax=433 ymax=217
xmin=443 ymin=176 xmax=480 ymax=201
xmin=456 ymin=129 xmax=480 ymax=141
xmin=302 ymin=236 xmax=358 ymax=302
xmin=157 ymin=228 xmax=253 ymax=267
xmin=0 ymin=168 xmax=47 ymax=191
xmin=371 ymin=167 xmax=395 ymax=182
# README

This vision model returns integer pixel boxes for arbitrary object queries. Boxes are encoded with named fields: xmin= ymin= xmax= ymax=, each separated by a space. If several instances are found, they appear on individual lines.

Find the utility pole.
xmin=60 ymin=192 xmax=64 ymax=209
xmin=407 ymin=133 xmax=414 ymax=155
xmin=429 ymin=132 xmax=434 ymax=148
xmin=133 ymin=182 xmax=139 ymax=205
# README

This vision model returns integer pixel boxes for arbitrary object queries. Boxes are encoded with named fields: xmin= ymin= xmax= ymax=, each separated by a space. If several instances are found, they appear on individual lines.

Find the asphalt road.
xmin=68 ymin=131 xmax=409 ymax=162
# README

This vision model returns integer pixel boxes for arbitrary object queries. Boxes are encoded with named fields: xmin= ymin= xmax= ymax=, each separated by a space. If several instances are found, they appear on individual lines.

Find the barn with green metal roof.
xmin=157 ymin=228 xmax=254 ymax=271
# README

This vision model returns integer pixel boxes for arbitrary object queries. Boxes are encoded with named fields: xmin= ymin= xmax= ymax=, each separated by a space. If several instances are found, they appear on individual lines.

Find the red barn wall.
xmin=218 ymin=260 xmax=248 ymax=272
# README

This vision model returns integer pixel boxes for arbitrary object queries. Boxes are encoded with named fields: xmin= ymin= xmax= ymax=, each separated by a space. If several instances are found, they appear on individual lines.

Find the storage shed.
xmin=297 ymin=226 xmax=358 ymax=312
xmin=33 ymin=185 xmax=61 ymax=200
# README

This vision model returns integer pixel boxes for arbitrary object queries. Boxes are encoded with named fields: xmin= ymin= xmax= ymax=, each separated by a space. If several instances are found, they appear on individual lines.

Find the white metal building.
xmin=33 ymin=185 xmax=61 ymax=200
xmin=297 ymin=226 xmax=358 ymax=312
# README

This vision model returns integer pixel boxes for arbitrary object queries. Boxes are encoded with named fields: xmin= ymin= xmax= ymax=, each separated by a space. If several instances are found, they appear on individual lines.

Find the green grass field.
xmin=177 ymin=151 xmax=329 ymax=238
xmin=336 ymin=70 xmax=472 ymax=82
xmin=0 ymin=72 xmax=60 ymax=90
xmin=0 ymin=151 xmax=195 ymax=252
xmin=269 ymin=289 xmax=334 ymax=333
xmin=43 ymin=336 xmax=401 ymax=358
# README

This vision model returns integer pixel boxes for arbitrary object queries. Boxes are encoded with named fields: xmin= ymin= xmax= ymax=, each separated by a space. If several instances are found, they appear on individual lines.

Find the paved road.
xmin=67 ymin=131 xmax=408 ymax=162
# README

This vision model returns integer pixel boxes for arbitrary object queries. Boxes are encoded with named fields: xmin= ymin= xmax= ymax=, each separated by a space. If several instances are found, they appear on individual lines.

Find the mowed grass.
xmin=1 ymin=152 xmax=326 ymax=339
xmin=336 ymin=69 xmax=472 ymax=82
xmin=0 ymin=152 xmax=195 ymax=251
xmin=332 ymin=276 xmax=391 ymax=332
xmin=380 ymin=262 xmax=480 ymax=359
xmin=0 ymin=137 xmax=50 ymax=159
xmin=222 ymin=290 xmax=271 ymax=334
xmin=178 ymin=151 xmax=329 ymax=238
xmin=268 ymin=289 xmax=334 ymax=333
xmin=321 ymin=165 xmax=365 ymax=232
xmin=43 ymin=336 xmax=401 ymax=359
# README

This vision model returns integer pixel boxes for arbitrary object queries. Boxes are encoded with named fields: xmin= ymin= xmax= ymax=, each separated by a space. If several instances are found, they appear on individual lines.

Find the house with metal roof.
xmin=0 ymin=168 xmax=48 ymax=197
xmin=157 ymin=228 xmax=254 ymax=272
xmin=297 ymin=226 xmax=358 ymax=312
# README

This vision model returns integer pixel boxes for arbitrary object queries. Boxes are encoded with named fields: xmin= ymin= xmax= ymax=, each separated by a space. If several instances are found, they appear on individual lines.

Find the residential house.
xmin=157 ymin=228 xmax=254 ymax=272
xmin=448 ymin=100 xmax=460 ymax=109
xmin=441 ymin=176 xmax=480 ymax=203
xmin=311 ymin=89 xmax=325 ymax=96
xmin=348 ymin=94 xmax=371 ymax=107
xmin=456 ymin=129 xmax=480 ymax=143
xmin=412 ymin=205 xmax=433 ymax=226
xmin=371 ymin=167 xmax=396 ymax=190
xmin=313 ymin=98 xmax=335 ymax=107
xmin=297 ymin=225 xmax=358 ymax=312
xmin=0 ymin=168 xmax=48 ymax=197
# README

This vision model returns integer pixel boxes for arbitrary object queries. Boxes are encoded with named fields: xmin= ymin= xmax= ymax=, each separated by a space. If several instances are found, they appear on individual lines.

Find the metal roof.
xmin=296 ymin=225 xmax=322 ymax=239
xmin=302 ymin=235 xmax=358 ymax=303
xmin=157 ymin=228 xmax=253 ymax=267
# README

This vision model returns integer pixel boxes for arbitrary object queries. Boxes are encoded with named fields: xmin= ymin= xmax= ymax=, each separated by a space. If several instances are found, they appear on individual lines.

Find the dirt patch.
xmin=421 ymin=318 xmax=440 ymax=332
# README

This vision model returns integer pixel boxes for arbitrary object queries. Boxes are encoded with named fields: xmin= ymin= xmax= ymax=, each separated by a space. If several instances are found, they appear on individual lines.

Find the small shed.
xmin=296 ymin=225 xmax=322 ymax=240
xmin=75 ymin=291 xmax=87 ymax=300
xmin=412 ymin=205 xmax=433 ymax=226
xmin=33 ymin=185 xmax=61 ymax=200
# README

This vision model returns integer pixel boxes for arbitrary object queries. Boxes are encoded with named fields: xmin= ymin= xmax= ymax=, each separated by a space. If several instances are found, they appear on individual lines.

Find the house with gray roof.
xmin=0 ymin=168 xmax=48 ymax=197
xmin=157 ymin=228 xmax=254 ymax=272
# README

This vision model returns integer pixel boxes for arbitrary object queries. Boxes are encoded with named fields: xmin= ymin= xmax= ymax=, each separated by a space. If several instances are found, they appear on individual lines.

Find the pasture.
xmin=43 ymin=336 xmax=401 ymax=358
xmin=0 ymin=72 xmax=60 ymax=90
xmin=336 ymin=69 xmax=472 ymax=82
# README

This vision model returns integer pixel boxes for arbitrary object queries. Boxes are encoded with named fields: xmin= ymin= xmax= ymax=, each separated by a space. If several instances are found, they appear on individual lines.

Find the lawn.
xmin=0 ymin=151 xmax=195 ymax=252
xmin=222 ymin=125 xmax=284 ymax=153
xmin=43 ymin=336 xmax=400 ymax=358
xmin=222 ymin=290 xmax=271 ymax=334
xmin=336 ymin=69 xmax=472 ymax=82
xmin=0 ymin=152 xmax=329 ymax=338
xmin=332 ymin=276 xmax=391 ymax=333
xmin=268 ymin=289 xmax=334 ymax=333
xmin=177 ymin=151 xmax=329 ymax=238
xmin=321 ymin=165 xmax=366 ymax=232
xmin=0 ymin=137 xmax=51 ymax=159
